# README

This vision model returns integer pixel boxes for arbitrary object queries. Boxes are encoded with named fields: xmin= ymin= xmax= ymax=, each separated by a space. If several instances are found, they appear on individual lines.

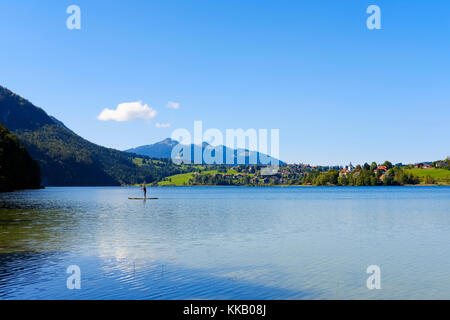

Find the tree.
xmin=383 ymin=169 xmax=395 ymax=185
xmin=0 ymin=124 xmax=41 ymax=191
xmin=370 ymin=162 xmax=377 ymax=171
xmin=337 ymin=175 xmax=349 ymax=186
xmin=424 ymin=175 xmax=435 ymax=184
xmin=382 ymin=161 xmax=393 ymax=169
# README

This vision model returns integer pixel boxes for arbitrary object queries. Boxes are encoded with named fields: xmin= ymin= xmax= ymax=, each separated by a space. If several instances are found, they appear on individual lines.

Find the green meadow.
xmin=405 ymin=168 xmax=450 ymax=185
xmin=158 ymin=169 xmax=242 ymax=186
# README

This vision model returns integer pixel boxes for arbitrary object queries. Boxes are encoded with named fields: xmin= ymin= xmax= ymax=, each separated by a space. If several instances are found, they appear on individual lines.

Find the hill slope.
xmin=0 ymin=123 xmax=41 ymax=191
xmin=0 ymin=86 xmax=185 ymax=186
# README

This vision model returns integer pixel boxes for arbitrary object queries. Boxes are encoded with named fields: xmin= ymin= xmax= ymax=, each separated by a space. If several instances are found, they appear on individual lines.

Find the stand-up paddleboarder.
xmin=142 ymin=184 xmax=147 ymax=199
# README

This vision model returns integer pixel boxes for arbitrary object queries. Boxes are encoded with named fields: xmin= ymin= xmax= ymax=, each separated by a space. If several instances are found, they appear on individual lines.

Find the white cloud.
xmin=97 ymin=101 xmax=157 ymax=122
xmin=155 ymin=122 xmax=171 ymax=128
xmin=166 ymin=101 xmax=180 ymax=109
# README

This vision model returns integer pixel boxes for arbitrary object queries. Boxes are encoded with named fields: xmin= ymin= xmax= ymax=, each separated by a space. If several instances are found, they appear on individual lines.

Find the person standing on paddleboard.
xmin=142 ymin=184 xmax=147 ymax=199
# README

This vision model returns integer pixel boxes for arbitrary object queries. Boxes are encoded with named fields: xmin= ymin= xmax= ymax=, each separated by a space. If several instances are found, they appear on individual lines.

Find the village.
xmin=183 ymin=159 xmax=447 ymax=186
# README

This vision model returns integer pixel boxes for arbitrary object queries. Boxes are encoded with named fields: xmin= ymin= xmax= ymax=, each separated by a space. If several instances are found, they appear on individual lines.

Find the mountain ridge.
xmin=125 ymin=138 xmax=284 ymax=165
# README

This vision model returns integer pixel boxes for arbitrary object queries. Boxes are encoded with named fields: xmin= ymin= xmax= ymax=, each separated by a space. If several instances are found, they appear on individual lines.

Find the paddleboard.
xmin=128 ymin=197 xmax=158 ymax=200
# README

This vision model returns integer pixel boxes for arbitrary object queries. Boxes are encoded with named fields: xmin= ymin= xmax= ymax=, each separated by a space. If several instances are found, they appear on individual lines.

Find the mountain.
xmin=126 ymin=138 xmax=284 ymax=165
xmin=0 ymin=86 xmax=187 ymax=186
xmin=126 ymin=138 xmax=179 ymax=159
xmin=0 ymin=123 xmax=41 ymax=191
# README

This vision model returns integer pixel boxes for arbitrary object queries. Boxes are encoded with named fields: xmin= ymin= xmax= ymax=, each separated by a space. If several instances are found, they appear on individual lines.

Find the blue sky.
xmin=0 ymin=0 xmax=449 ymax=165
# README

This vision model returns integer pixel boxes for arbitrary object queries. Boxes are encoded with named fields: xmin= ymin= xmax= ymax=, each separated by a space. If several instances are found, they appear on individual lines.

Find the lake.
xmin=0 ymin=186 xmax=449 ymax=299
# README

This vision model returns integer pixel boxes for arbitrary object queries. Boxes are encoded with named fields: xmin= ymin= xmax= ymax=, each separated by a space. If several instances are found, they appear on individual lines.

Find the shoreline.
xmin=149 ymin=183 xmax=449 ymax=188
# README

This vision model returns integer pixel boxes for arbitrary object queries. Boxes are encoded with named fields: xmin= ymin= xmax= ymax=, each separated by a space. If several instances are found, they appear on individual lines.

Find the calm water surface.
xmin=0 ymin=186 xmax=449 ymax=299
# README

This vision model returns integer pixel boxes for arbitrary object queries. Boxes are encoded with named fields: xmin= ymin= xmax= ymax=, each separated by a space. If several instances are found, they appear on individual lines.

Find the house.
xmin=423 ymin=164 xmax=432 ymax=169
xmin=339 ymin=168 xmax=349 ymax=177
xmin=373 ymin=166 xmax=388 ymax=176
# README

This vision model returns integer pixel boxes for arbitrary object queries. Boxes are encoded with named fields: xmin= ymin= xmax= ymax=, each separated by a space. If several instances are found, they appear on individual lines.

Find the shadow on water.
xmin=0 ymin=251 xmax=311 ymax=300
xmin=0 ymin=251 xmax=67 ymax=299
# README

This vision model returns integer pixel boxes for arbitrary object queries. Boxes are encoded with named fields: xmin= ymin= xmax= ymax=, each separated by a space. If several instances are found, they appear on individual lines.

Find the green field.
xmin=405 ymin=168 xmax=450 ymax=185
xmin=158 ymin=169 xmax=245 ymax=186
xmin=158 ymin=172 xmax=196 ymax=186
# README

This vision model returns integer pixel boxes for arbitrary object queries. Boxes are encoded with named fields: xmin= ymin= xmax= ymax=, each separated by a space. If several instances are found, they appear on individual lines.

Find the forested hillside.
xmin=0 ymin=86 xmax=188 ymax=186
xmin=0 ymin=123 xmax=41 ymax=191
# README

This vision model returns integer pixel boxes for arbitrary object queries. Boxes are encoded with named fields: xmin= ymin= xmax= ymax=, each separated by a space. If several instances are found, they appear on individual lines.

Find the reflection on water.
xmin=0 ymin=186 xmax=450 ymax=299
